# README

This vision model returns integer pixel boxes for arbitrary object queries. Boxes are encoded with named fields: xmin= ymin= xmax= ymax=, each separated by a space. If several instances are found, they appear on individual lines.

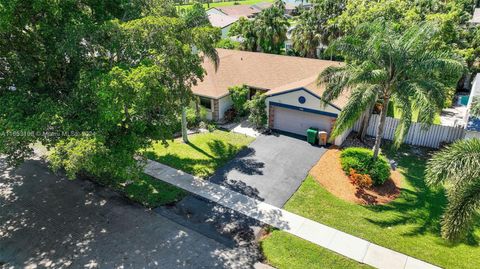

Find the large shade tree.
xmin=317 ymin=22 xmax=464 ymax=159
xmin=0 ymin=0 xmax=219 ymax=182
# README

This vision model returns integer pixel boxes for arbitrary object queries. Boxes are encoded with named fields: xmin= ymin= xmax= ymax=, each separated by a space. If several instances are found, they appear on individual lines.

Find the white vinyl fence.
xmin=353 ymin=114 xmax=465 ymax=148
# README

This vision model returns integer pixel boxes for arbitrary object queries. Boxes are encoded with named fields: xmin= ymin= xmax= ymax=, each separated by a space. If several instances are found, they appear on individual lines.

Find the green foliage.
xmin=291 ymin=0 xmax=345 ymax=58
xmin=216 ymin=38 xmax=241 ymax=49
xmin=229 ymin=17 xmax=258 ymax=51
xmin=318 ymin=22 xmax=465 ymax=157
xmin=181 ymin=2 xmax=210 ymax=28
xmin=470 ymin=96 xmax=480 ymax=118
xmin=229 ymin=1 xmax=288 ymax=53
xmin=340 ymin=147 xmax=390 ymax=185
xmin=254 ymin=0 xmax=290 ymax=54
xmin=0 ymin=1 xmax=220 ymax=184
xmin=426 ymin=138 xmax=480 ymax=242
xmin=333 ymin=0 xmax=478 ymax=71
xmin=246 ymin=94 xmax=267 ymax=129
xmin=228 ymin=85 xmax=249 ymax=117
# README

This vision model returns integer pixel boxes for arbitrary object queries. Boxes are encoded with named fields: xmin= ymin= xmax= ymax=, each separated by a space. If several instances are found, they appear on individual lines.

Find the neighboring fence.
xmin=352 ymin=114 xmax=466 ymax=148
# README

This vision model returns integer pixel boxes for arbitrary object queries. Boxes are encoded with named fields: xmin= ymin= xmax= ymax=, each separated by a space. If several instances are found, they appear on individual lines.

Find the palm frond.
xmin=330 ymin=85 xmax=377 ymax=139
xmin=441 ymin=179 xmax=480 ymax=242
xmin=426 ymin=138 xmax=480 ymax=186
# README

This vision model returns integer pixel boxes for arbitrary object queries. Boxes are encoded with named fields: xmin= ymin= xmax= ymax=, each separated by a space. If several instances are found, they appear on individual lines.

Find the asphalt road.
xmin=0 ymin=157 xmax=262 ymax=269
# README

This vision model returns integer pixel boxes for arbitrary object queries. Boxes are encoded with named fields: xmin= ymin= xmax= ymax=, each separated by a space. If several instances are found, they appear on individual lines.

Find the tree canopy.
xmin=0 ymin=0 xmax=220 ymax=182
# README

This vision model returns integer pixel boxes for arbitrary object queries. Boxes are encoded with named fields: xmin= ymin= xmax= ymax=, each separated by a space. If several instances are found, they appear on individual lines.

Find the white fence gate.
xmin=352 ymin=114 xmax=465 ymax=148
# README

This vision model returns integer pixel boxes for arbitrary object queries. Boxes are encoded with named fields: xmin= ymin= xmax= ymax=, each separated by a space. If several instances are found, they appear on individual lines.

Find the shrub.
xmin=216 ymin=38 xmax=241 ymax=49
xmin=349 ymin=168 xmax=373 ymax=188
xmin=340 ymin=147 xmax=390 ymax=185
xmin=246 ymin=93 xmax=267 ymax=129
xmin=229 ymin=85 xmax=249 ymax=117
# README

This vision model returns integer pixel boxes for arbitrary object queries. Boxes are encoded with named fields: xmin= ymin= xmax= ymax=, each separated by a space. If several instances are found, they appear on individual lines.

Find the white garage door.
xmin=272 ymin=106 xmax=334 ymax=136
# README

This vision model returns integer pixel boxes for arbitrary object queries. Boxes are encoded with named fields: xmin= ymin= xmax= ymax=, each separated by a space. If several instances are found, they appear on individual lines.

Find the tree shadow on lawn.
xmin=364 ymin=147 xmax=480 ymax=246
xmin=144 ymin=139 xmax=263 ymax=179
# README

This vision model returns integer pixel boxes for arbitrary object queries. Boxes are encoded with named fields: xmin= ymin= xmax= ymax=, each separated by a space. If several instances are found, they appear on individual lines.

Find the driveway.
xmin=210 ymin=133 xmax=327 ymax=207
xmin=0 ymin=157 xmax=261 ymax=269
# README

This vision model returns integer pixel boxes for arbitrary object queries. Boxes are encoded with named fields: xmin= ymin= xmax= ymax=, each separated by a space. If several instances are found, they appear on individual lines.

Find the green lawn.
xmin=261 ymin=230 xmax=372 ymax=269
xmin=177 ymin=0 xmax=274 ymax=11
xmin=124 ymin=174 xmax=186 ymax=208
xmin=262 ymin=146 xmax=480 ymax=269
xmin=145 ymin=130 xmax=254 ymax=177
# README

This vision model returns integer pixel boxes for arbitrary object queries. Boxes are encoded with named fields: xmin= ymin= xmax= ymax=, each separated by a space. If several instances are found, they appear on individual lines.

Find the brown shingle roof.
xmin=214 ymin=5 xmax=261 ymax=18
xmin=208 ymin=13 xmax=238 ymax=28
xmin=192 ymin=49 xmax=348 ymax=108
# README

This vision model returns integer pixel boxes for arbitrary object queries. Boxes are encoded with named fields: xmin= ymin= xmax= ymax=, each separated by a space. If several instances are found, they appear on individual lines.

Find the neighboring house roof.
xmin=192 ymin=49 xmax=349 ymax=108
xmin=208 ymin=13 xmax=238 ymax=28
xmin=212 ymin=5 xmax=262 ymax=18
xmin=471 ymin=8 xmax=480 ymax=24
xmin=251 ymin=2 xmax=273 ymax=11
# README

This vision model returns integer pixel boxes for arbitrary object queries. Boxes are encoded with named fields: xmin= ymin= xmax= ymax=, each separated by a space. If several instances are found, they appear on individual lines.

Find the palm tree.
xmin=426 ymin=102 xmax=480 ymax=242
xmin=317 ymin=22 xmax=464 ymax=159
xmin=254 ymin=0 xmax=289 ymax=54
xmin=426 ymin=138 xmax=480 ymax=242
xmin=291 ymin=10 xmax=321 ymax=58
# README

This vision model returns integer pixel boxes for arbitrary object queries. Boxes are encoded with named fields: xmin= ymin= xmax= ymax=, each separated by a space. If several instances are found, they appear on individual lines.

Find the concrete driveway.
xmin=0 ymin=157 xmax=261 ymax=269
xmin=210 ymin=133 xmax=327 ymax=207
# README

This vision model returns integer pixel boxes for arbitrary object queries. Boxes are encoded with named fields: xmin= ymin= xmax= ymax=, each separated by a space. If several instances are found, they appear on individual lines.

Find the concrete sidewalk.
xmin=144 ymin=160 xmax=441 ymax=269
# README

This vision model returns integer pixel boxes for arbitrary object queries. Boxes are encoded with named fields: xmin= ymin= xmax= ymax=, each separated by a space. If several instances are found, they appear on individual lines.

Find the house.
xmin=470 ymin=8 xmax=480 ymax=24
xmin=464 ymin=73 xmax=480 ymax=138
xmin=206 ymin=5 xmax=262 ymax=19
xmin=192 ymin=49 xmax=351 ymax=145
xmin=208 ymin=13 xmax=238 ymax=38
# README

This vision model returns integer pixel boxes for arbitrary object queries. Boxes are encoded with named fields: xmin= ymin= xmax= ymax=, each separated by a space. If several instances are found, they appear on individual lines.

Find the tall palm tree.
xmin=317 ymin=22 xmax=464 ymax=159
xmin=426 ymin=103 xmax=480 ymax=242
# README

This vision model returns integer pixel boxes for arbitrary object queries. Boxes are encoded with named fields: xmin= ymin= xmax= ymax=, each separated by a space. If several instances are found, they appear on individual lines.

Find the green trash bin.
xmin=306 ymin=128 xmax=319 ymax=144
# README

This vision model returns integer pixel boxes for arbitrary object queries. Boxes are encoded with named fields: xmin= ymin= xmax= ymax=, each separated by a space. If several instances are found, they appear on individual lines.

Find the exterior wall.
xmin=265 ymin=88 xmax=340 ymax=120
xmin=221 ymin=25 xmax=232 ymax=39
xmin=334 ymin=127 xmax=352 ymax=146
xmin=218 ymin=95 xmax=233 ymax=120
xmin=465 ymin=73 xmax=480 ymax=120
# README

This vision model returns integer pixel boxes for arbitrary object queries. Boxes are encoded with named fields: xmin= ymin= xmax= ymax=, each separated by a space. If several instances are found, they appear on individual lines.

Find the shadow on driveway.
xmin=210 ymin=133 xmax=327 ymax=207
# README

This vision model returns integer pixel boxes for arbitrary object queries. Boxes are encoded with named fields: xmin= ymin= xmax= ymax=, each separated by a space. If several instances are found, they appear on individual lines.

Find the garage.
xmin=271 ymin=104 xmax=335 ymax=137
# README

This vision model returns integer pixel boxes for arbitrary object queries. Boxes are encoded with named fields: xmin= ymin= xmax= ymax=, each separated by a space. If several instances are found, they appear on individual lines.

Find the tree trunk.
xmin=181 ymin=106 xmax=189 ymax=143
xmin=195 ymin=96 xmax=200 ymax=121
xmin=358 ymin=103 xmax=375 ymax=141
xmin=372 ymin=96 xmax=390 ymax=160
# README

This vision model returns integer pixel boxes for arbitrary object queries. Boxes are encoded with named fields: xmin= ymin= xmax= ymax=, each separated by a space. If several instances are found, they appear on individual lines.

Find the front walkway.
xmin=144 ymin=160 xmax=441 ymax=269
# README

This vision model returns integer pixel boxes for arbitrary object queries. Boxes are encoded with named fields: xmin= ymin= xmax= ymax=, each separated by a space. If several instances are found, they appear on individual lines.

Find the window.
xmin=199 ymin=96 xmax=212 ymax=110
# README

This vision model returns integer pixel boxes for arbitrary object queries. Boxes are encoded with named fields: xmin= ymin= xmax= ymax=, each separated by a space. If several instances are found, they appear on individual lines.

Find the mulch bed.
xmin=309 ymin=148 xmax=402 ymax=205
